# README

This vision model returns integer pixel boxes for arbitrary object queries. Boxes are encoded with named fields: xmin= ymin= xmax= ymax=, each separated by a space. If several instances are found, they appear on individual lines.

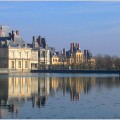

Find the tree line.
xmin=95 ymin=54 xmax=120 ymax=70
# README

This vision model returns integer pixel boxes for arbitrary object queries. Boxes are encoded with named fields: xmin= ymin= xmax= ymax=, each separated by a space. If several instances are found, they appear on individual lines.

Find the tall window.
xmin=77 ymin=54 xmax=78 ymax=59
xmin=18 ymin=61 xmax=21 ymax=68
xmin=12 ymin=61 xmax=14 ymax=68
xmin=11 ymin=52 xmax=14 ymax=59
xmin=18 ymin=52 xmax=21 ymax=59
xmin=25 ymin=61 xmax=28 ymax=68
xmin=25 ymin=52 xmax=28 ymax=59
xmin=41 ymin=51 xmax=44 ymax=57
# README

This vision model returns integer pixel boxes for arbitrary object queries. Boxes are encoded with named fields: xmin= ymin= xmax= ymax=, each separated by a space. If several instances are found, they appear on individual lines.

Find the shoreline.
xmin=31 ymin=69 xmax=120 ymax=74
xmin=0 ymin=69 xmax=120 ymax=74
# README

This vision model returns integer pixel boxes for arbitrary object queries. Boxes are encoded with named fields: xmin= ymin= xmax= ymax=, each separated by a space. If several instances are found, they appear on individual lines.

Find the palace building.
xmin=0 ymin=25 xmax=95 ymax=72
xmin=0 ymin=26 xmax=31 ymax=72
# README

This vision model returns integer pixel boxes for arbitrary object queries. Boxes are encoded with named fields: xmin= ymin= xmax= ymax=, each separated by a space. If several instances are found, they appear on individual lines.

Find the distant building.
xmin=48 ymin=47 xmax=55 ymax=57
xmin=50 ymin=53 xmax=59 ymax=65
xmin=32 ymin=35 xmax=47 ymax=49
xmin=62 ymin=48 xmax=66 ymax=57
xmin=0 ymin=28 xmax=31 ymax=72
xmin=72 ymin=49 xmax=84 ymax=65
xmin=70 ymin=42 xmax=80 ymax=53
xmin=38 ymin=47 xmax=50 ymax=69
xmin=0 ymin=25 xmax=96 ymax=71
xmin=31 ymin=36 xmax=50 ymax=69
xmin=31 ymin=49 xmax=38 ymax=69
xmin=84 ymin=49 xmax=95 ymax=65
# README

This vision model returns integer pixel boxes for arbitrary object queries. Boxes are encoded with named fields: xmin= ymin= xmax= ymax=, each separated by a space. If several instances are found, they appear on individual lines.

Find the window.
xmin=25 ymin=52 xmax=28 ymax=59
xmin=43 ymin=51 xmax=45 ymax=57
xmin=41 ymin=51 xmax=44 ymax=57
xmin=11 ymin=52 xmax=14 ymax=59
xmin=25 ymin=61 xmax=28 ymax=68
xmin=77 ymin=54 xmax=78 ymax=58
xmin=12 ymin=61 xmax=14 ymax=68
xmin=38 ymin=51 xmax=40 ymax=57
xmin=18 ymin=52 xmax=21 ymax=59
xmin=45 ymin=51 xmax=47 ymax=57
xmin=18 ymin=61 xmax=21 ymax=68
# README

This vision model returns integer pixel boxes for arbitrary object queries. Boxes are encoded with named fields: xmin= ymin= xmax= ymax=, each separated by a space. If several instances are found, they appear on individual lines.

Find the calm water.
xmin=0 ymin=73 xmax=120 ymax=119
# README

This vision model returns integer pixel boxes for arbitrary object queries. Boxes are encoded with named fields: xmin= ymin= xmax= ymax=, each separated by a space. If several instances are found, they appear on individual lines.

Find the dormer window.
xmin=23 ymin=44 xmax=26 ymax=47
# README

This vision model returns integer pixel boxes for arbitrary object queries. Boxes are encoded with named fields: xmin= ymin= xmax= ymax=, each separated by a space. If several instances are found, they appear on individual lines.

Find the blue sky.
xmin=0 ymin=2 xmax=120 ymax=56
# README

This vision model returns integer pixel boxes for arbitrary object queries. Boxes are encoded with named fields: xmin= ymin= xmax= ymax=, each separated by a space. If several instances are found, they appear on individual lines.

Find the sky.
xmin=0 ymin=1 xmax=120 ymax=56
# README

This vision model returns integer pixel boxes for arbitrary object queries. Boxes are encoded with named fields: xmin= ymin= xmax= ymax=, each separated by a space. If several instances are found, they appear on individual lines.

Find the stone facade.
xmin=73 ymin=50 xmax=84 ymax=65
xmin=0 ymin=47 xmax=31 ymax=72
xmin=0 ymin=26 xmax=32 ymax=72
xmin=8 ymin=47 xmax=31 ymax=72
xmin=31 ymin=48 xmax=50 ymax=69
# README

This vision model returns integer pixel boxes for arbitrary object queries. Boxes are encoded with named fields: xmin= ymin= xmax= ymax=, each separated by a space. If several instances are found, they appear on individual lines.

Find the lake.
xmin=0 ymin=73 xmax=120 ymax=119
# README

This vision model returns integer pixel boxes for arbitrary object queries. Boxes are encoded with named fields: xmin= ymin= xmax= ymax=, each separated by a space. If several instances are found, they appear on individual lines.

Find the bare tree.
xmin=95 ymin=54 xmax=120 ymax=70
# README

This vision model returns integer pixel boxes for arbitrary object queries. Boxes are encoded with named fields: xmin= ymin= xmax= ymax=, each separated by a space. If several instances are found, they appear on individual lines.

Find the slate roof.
xmin=9 ymin=36 xmax=27 ymax=48
xmin=0 ymin=36 xmax=30 ymax=48
xmin=0 ymin=25 xmax=30 ymax=48
xmin=32 ymin=47 xmax=45 ymax=50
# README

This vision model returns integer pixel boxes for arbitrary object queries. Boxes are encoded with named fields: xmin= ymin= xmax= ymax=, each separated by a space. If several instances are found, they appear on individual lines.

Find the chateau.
xmin=0 ymin=25 xmax=95 ymax=72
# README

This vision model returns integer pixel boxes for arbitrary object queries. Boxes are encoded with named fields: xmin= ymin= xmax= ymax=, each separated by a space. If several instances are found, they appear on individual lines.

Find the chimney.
xmin=70 ymin=43 xmax=74 ymax=53
xmin=16 ymin=30 xmax=19 ymax=36
xmin=73 ymin=43 xmax=75 ymax=52
xmin=78 ymin=43 xmax=80 ymax=49
xmin=75 ymin=43 xmax=78 ymax=50
xmin=0 ymin=26 xmax=2 ymax=37
xmin=87 ymin=50 xmax=89 ymax=59
xmin=37 ymin=36 xmax=41 ymax=46
xmin=63 ymin=48 xmax=66 ymax=57
xmin=33 ymin=36 xmax=36 ymax=42
xmin=12 ymin=31 xmax=16 ymax=43
xmin=84 ymin=50 xmax=87 ymax=58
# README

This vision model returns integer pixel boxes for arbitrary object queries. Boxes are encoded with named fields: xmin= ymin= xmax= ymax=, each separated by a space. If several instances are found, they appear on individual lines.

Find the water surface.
xmin=0 ymin=73 xmax=120 ymax=119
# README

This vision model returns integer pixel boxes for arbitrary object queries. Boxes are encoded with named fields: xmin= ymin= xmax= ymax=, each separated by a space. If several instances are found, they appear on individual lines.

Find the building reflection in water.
xmin=0 ymin=76 xmax=50 ymax=117
xmin=0 ymin=75 xmax=119 ymax=118
xmin=49 ymin=77 xmax=96 ymax=101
